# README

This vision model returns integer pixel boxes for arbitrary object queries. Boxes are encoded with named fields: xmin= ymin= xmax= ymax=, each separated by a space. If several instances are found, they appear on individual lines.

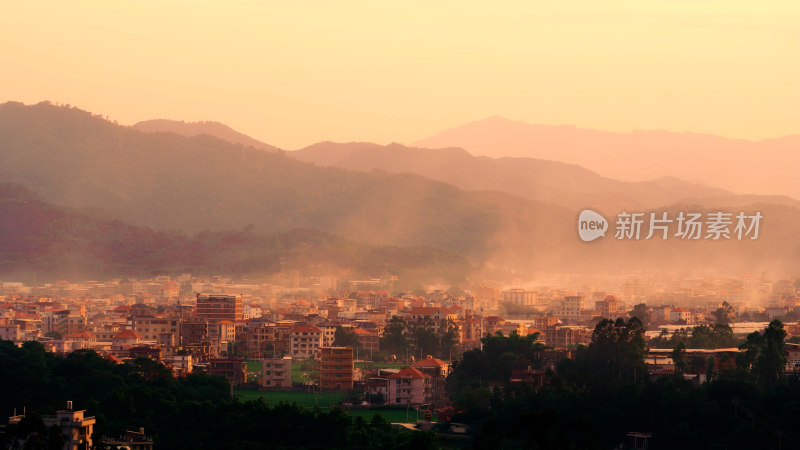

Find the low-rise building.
xmin=387 ymin=366 xmax=432 ymax=406
xmin=261 ymin=356 xmax=293 ymax=389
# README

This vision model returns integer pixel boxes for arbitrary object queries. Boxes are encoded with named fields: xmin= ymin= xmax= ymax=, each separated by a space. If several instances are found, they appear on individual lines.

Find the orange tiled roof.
xmin=113 ymin=330 xmax=142 ymax=339
xmin=389 ymin=366 xmax=430 ymax=379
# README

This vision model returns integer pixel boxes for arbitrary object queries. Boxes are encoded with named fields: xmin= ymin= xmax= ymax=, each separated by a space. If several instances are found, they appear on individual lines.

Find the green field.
xmin=347 ymin=408 xmax=437 ymax=423
xmin=234 ymin=389 xmax=345 ymax=408
xmin=233 ymin=390 xmax=436 ymax=423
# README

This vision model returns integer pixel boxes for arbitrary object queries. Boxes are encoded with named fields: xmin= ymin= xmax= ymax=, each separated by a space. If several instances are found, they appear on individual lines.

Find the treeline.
xmin=446 ymin=319 xmax=800 ymax=449
xmin=0 ymin=341 xmax=441 ymax=449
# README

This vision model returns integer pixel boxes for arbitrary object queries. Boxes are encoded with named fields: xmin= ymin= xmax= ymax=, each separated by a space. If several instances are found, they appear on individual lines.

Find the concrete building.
xmin=559 ymin=296 xmax=585 ymax=321
xmin=501 ymin=289 xmax=537 ymax=307
xmin=319 ymin=346 xmax=353 ymax=391
xmin=132 ymin=316 xmax=181 ymax=342
xmin=261 ymin=356 xmax=293 ymax=389
xmin=208 ymin=358 xmax=247 ymax=386
xmin=291 ymin=325 xmax=323 ymax=358
xmin=387 ymin=366 xmax=432 ymax=406
xmin=196 ymin=293 xmax=243 ymax=323
xmin=101 ymin=428 xmax=154 ymax=450
xmin=11 ymin=401 xmax=97 ymax=450
xmin=412 ymin=357 xmax=450 ymax=408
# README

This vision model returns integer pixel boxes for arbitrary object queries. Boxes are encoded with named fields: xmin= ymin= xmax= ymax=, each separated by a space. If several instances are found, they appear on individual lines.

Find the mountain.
xmin=133 ymin=119 xmax=280 ymax=152
xmin=0 ymin=183 xmax=471 ymax=286
xmin=2 ymin=101 xmax=798 ymax=277
xmin=0 ymin=101 xmax=575 ymax=262
xmin=413 ymin=116 xmax=800 ymax=200
xmin=292 ymin=142 xmax=755 ymax=211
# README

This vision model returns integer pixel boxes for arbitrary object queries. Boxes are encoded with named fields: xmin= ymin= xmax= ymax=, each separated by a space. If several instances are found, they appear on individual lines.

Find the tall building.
xmin=559 ymin=296 xmax=585 ymax=321
xmin=501 ymin=289 xmax=537 ymax=307
xmin=319 ymin=346 xmax=353 ymax=391
xmin=196 ymin=294 xmax=243 ymax=323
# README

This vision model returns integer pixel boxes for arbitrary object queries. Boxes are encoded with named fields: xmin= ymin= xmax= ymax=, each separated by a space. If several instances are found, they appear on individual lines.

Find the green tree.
xmin=380 ymin=316 xmax=410 ymax=357
xmin=672 ymin=341 xmax=688 ymax=375
xmin=712 ymin=301 xmax=734 ymax=324
xmin=333 ymin=326 xmax=359 ymax=350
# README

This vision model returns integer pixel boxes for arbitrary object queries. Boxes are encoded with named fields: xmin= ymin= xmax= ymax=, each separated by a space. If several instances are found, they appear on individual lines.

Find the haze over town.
xmin=2 ymin=2 xmax=800 ymax=449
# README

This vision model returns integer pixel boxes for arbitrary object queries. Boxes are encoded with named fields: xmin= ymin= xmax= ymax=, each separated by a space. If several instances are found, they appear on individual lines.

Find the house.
xmin=412 ymin=356 xmax=450 ymax=408
xmin=290 ymin=325 xmax=323 ymax=358
xmin=8 ymin=401 xmax=96 ymax=450
xmin=261 ymin=356 xmax=293 ymax=389
xmin=102 ymin=427 xmax=153 ymax=450
xmin=669 ymin=307 xmax=692 ymax=323
xmin=111 ymin=329 xmax=142 ymax=352
xmin=208 ymin=358 xmax=247 ymax=386
xmin=387 ymin=366 xmax=432 ymax=406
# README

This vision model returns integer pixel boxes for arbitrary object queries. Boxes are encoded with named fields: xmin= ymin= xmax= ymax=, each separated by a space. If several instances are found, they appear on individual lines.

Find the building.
xmin=291 ymin=325 xmax=323 ymax=358
xmin=405 ymin=307 xmax=457 ymax=334
xmin=559 ymin=296 xmax=585 ymax=321
xmin=132 ymin=316 xmax=181 ymax=342
xmin=319 ymin=346 xmax=354 ymax=391
xmin=669 ymin=307 xmax=692 ymax=323
xmin=111 ymin=329 xmax=142 ymax=352
xmin=501 ymin=289 xmax=537 ymax=307
xmin=545 ymin=325 xmax=591 ymax=348
xmin=412 ymin=357 xmax=450 ymax=408
xmin=196 ymin=293 xmax=243 ymax=323
xmin=208 ymin=358 xmax=247 ymax=386
xmin=387 ymin=366 xmax=432 ymax=406
xmin=102 ymin=428 xmax=154 ymax=450
xmin=261 ymin=356 xmax=293 ymax=389
xmin=353 ymin=328 xmax=380 ymax=355
xmin=11 ymin=401 xmax=97 ymax=450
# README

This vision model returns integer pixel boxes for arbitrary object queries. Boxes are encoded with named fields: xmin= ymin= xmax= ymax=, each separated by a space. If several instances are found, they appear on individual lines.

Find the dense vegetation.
xmin=446 ymin=319 xmax=800 ymax=449
xmin=0 ymin=340 xmax=441 ymax=449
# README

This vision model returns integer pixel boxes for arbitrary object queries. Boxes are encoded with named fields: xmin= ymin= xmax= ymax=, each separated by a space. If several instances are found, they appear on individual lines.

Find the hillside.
xmin=292 ymin=142 xmax=755 ymax=211
xmin=0 ymin=183 xmax=471 ymax=286
xmin=133 ymin=119 xmax=280 ymax=152
xmin=414 ymin=116 xmax=800 ymax=200
xmin=2 ymin=102 xmax=799 ymax=277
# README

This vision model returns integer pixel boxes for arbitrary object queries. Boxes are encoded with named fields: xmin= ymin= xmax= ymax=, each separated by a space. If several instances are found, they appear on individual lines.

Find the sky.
xmin=2 ymin=1 xmax=799 ymax=149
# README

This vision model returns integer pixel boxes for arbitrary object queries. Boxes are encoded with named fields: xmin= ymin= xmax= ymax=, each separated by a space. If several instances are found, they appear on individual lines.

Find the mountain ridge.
xmin=413 ymin=116 xmax=800 ymax=199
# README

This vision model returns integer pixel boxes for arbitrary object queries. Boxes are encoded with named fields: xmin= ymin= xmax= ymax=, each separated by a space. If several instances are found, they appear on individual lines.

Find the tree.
xmin=712 ymin=301 xmax=734 ymax=325
xmin=757 ymin=319 xmax=787 ymax=387
xmin=380 ymin=316 xmax=410 ymax=357
xmin=582 ymin=317 xmax=647 ymax=387
xmin=672 ymin=341 xmax=688 ymax=375
xmin=333 ymin=326 xmax=359 ymax=350
xmin=737 ymin=319 xmax=787 ymax=388
xmin=629 ymin=303 xmax=651 ymax=329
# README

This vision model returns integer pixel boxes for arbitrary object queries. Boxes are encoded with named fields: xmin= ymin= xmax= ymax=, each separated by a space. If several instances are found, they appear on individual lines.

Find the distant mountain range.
xmin=413 ymin=116 xmax=800 ymax=200
xmin=1 ymin=101 xmax=798 ymax=279
xmin=133 ymin=119 xmax=280 ymax=152
xmin=292 ymin=142 xmax=800 ymax=212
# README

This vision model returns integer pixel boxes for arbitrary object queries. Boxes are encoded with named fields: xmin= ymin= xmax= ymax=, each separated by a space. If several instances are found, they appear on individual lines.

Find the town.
xmin=2 ymin=272 xmax=799 ymax=448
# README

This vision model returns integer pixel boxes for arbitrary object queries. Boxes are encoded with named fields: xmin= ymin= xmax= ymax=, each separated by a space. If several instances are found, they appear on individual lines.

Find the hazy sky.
xmin=3 ymin=1 xmax=799 ymax=149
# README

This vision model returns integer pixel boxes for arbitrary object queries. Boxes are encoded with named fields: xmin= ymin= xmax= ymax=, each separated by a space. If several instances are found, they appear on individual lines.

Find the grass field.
xmin=233 ymin=390 xmax=437 ymax=423
xmin=246 ymin=360 xmax=262 ymax=373
xmin=234 ymin=389 xmax=345 ymax=408
xmin=347 ymin=408 xmax=437 ymax=423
